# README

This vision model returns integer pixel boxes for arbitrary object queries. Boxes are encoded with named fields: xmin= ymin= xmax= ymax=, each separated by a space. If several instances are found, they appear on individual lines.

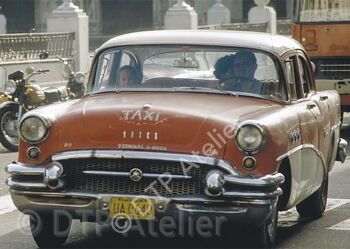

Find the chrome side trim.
xmin=6 ymin=162 xmax=46 ymax=176
xmin=52 ymin=150 xmax=238 ymax=175
xmin=276 ymin=144 xmax=327 ymax=181
xmin=276 ymin=144 xmax=326 ymax=167
xmin=6 ymin=177 xmax=47 ymax=189
xmin=332 ymin=121 xmax=341 ymax=131
xmin=82 ymin=170 xmax=192 ymax=180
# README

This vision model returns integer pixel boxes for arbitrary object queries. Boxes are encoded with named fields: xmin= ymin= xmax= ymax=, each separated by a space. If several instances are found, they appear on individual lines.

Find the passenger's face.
xmin=118 ymin=70 xmax=137 ymax=87
xmin=232 ymin=56 xmax=256 ymax=79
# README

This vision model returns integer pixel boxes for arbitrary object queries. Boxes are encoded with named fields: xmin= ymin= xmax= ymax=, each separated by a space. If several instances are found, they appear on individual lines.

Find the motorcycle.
xmin=0 ymin=53 xmax=85 ymax=152
xmin=0 ymin=67 xmax=69 ymax=152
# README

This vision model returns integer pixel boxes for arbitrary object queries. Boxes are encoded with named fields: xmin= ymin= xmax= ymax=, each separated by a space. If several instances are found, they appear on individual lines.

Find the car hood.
xmin=47 ymin=92 xmax=279 ymax=158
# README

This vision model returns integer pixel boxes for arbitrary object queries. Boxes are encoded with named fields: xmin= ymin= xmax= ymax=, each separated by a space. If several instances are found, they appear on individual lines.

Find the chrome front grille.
xmin=62 ymin=158 xmax=208 ymax=196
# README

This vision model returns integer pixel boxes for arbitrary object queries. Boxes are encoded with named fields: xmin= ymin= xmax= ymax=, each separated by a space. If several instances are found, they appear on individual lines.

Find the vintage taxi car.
xmin=6 ymin=30 xmax=347 ymax=248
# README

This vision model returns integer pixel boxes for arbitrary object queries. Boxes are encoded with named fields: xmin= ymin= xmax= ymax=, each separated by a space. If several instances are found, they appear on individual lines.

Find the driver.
xmin=221 ymin=50 xmax=262 ymax=94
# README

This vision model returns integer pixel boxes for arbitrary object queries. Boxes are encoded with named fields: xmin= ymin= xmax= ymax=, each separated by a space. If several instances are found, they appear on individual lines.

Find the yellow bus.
xmin=292 ymin=0 xmax=350 ymax=112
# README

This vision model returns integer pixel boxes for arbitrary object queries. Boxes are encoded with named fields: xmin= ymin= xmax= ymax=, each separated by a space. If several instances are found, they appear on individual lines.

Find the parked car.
xmin=6 ymin=30 xmax=347 ymax=248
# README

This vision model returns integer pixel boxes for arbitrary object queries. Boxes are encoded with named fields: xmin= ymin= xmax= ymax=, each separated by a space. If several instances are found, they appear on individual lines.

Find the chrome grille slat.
xmin=62 ymin=158 xmax=207 ymax=196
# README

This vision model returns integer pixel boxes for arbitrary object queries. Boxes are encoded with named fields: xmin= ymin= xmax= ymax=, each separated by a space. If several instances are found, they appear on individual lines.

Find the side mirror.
xmin=25 ymin=67 xmax=34 ymax=75
xmin=68 ymin=72 xmax=85 ymax=99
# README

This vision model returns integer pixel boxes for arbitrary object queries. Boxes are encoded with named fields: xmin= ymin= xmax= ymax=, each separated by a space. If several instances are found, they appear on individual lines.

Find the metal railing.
xmin=0 ymin=32 xmax=75 ymax=61
xmin=198 ymin=20 xmax=292 ymax=36
xmin=199 ymin=22 xmax=268 ymax=32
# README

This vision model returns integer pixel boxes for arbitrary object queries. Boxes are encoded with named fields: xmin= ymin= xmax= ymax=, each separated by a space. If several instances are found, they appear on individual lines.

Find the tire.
xmin=254 ymin=202 xmax=278 ymax=248
xmin=30 ymin=212 xmax=72 ymax=248
xmin=0 ymin=106 xmax=19 ymax=152
xmin=296 ymin=174 xmax=328 ymax=219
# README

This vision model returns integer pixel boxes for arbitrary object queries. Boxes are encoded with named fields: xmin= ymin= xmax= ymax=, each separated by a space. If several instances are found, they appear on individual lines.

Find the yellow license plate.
xmin=110 ymin=197 xmax=155 ymax=220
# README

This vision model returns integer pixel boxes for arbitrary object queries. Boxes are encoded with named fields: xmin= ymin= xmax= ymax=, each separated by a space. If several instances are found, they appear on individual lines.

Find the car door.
xmin=301 ymin=53 xmax=333 ymax=169
xmin=287 ymin=53 xmax=324 ymax=205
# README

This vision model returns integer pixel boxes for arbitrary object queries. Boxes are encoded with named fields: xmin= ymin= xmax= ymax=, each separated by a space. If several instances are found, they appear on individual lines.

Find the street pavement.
xmin=0 ymin=136 xmax=350 ymax=248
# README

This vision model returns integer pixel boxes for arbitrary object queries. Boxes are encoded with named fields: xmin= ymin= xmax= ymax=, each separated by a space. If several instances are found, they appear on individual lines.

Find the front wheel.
xmin=296 ymin=174 xmax=328 ymax=219
xmin=254 ymin=201 xmax=278 ymax=248
xmin=0 ymin=106 xmax=19 ymax=151
xmin=30 ymin=211 xmax=72 ymax=248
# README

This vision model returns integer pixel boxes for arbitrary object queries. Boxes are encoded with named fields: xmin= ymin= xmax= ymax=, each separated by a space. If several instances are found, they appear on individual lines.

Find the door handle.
xmin=320 ymin=96 xmax=328 ymax=101
xmin=306 ymin=103 xmax=316 ymax=110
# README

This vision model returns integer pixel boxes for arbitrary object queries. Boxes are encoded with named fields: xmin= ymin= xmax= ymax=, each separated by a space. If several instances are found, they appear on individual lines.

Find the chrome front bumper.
xmin=6 ymin=150 xmax=284 ymax=226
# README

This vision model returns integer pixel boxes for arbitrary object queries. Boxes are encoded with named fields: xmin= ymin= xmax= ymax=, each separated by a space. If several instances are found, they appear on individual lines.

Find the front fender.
xmin=0 ymin=101 xmax=19 ymax=112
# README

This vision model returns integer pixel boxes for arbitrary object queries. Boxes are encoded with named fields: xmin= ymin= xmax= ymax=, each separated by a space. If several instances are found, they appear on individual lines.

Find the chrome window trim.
xmin=52 ymin=150 xmax=239 ymax=176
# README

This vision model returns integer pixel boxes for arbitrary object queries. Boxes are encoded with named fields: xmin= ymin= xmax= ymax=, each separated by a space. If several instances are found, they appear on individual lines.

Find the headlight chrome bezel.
xmin=4 ymin=80 xmax=17 ymax=94
xmin=235 ymin=121 xmax=266 ymax=154
xmin=19 ymin=113 xmax=51 ymax=144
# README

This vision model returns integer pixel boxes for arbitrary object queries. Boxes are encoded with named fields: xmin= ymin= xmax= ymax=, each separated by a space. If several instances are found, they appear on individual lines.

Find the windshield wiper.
xmin=85 ymin=89 xmax=123 ymax=97
xmin=85 ymin=87 xmax=238 ymax=97
xmin=174 ymin=86 xmax=237 ymax=96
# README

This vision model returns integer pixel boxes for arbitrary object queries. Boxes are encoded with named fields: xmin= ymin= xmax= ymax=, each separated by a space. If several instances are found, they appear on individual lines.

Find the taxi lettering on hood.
xmin=120 ymin=110 xmax=161 ymax=122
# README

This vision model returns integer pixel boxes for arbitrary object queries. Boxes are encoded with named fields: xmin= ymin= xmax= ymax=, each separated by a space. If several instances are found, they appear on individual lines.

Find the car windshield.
xmin=90 ymin=45 xmax=285 ymax=100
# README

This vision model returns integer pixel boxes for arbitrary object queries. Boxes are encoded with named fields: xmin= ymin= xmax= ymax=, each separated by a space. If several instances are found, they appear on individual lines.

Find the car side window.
xmin=94 ymin=51 xmax=117 ymax=90
xmin=297 ymin=56 xmax=312 ymax=98
xmin=285 ymin=58 xmax=297 ymax=101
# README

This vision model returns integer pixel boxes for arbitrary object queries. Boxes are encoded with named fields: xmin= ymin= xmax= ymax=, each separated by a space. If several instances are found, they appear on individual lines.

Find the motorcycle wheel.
xmin=0 ymin=106 xmax=19 ymax=152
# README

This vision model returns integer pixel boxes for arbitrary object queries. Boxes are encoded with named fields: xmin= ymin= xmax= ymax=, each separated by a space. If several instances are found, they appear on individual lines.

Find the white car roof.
xmin=97 ymin=30 xmax=304 ymax=56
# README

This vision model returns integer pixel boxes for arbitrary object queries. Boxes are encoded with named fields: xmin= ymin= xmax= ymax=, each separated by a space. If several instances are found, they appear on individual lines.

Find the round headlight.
xmin=5 ymin=80 xmax=16 ymax=94
xmin=236 ymin=123 xmax=264 ymax=153
xmin=20 ymin=116 xmax=49 ymax=143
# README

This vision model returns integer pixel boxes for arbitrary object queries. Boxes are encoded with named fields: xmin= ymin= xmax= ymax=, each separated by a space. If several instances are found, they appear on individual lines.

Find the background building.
xmin=0 ymin=0 xmax=294 ymax=49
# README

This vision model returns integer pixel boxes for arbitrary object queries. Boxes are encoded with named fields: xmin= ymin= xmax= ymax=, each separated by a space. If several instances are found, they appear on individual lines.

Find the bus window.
xmin=297 ymin=0 xmax=350 ymax=22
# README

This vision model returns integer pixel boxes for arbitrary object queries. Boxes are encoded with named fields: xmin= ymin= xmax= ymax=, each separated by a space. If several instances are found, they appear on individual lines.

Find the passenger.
xmin=213 ymin=54 xmax=235 ymax=82
xmin=222 ymin=50 xmax=262 ymax=94
xmin=116 ymin=65 xmax=141 ymax=88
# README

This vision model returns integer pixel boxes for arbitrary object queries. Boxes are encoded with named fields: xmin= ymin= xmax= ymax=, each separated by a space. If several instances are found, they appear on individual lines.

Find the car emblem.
xmin=129 ymin=168 xmax=143 ymax=182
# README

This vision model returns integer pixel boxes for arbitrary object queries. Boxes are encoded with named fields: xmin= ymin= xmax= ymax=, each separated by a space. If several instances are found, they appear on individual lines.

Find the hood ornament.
xmin=129 ymin=168 xmax=143 ymax=182
xmin=143 ymin=104 xmax=152 ymax=109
